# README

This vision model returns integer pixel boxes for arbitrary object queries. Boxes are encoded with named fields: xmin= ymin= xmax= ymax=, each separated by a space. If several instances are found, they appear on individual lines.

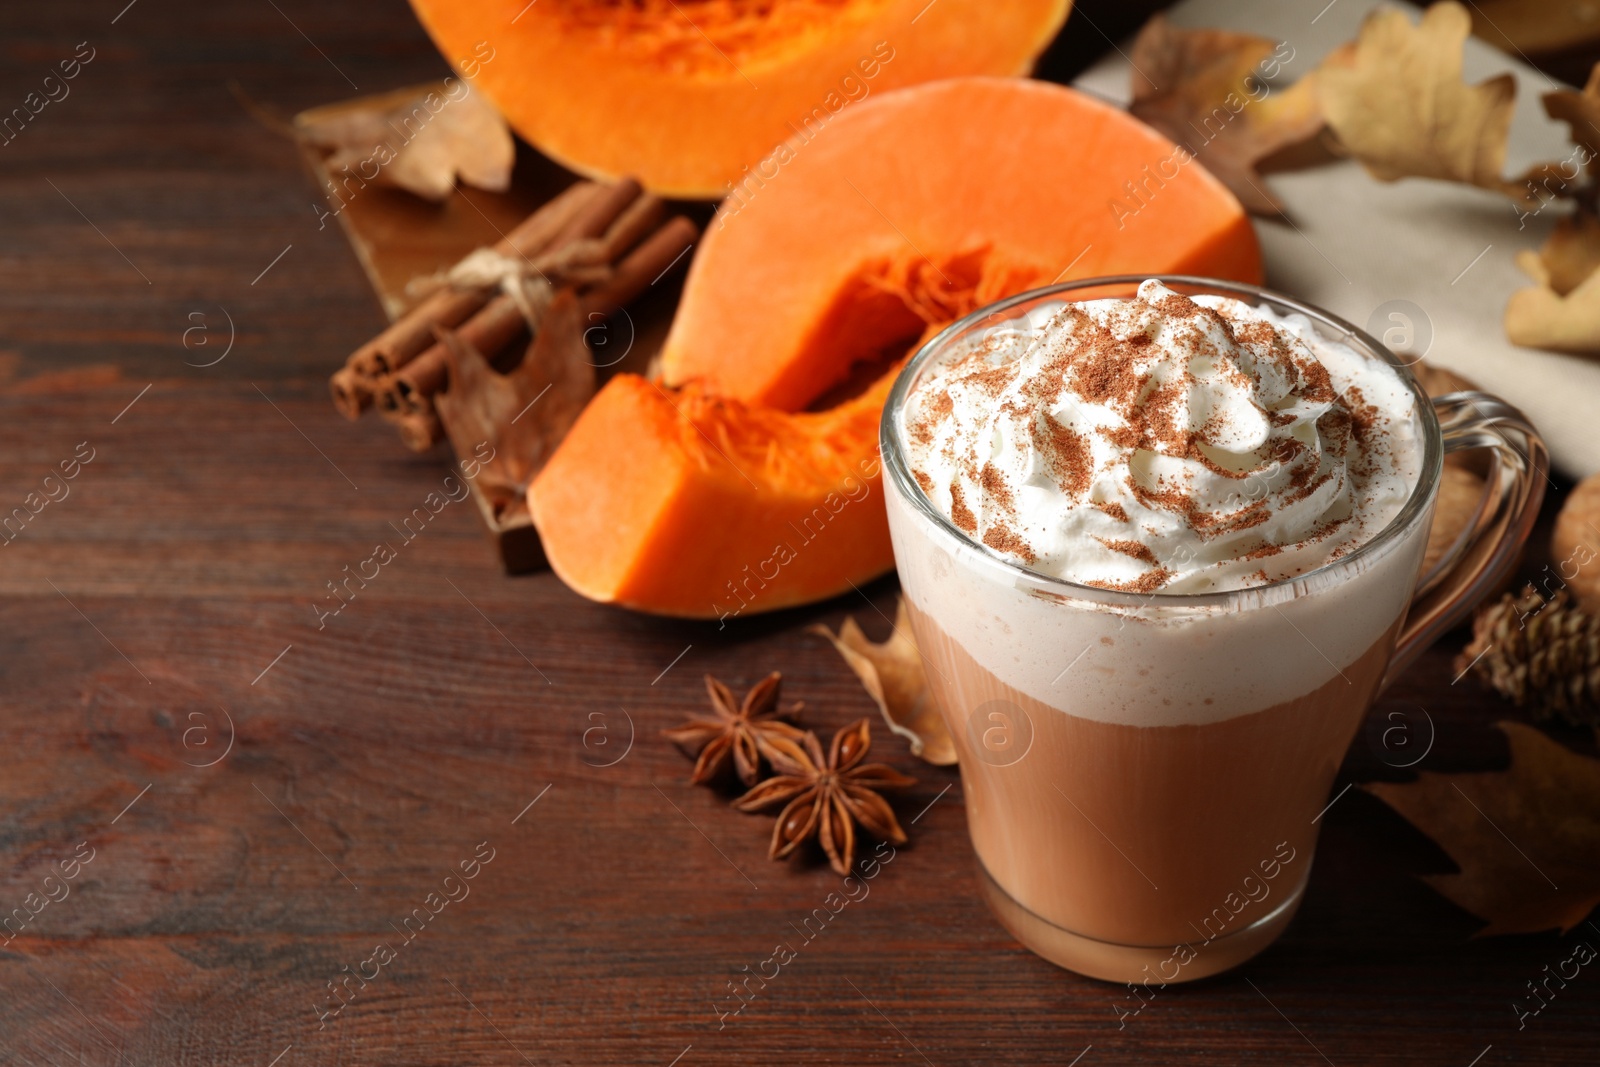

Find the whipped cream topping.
xmin=900 ymin=280 xmax=1422 ymax=594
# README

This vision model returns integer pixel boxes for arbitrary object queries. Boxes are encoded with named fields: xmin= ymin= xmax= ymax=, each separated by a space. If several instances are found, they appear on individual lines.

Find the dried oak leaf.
xmin=1505 ymin=215 xmax=1600 ymax=356
xmin=735 ymin=718 xmax=916 ymax=876
xmin=1523 ymin=211 xmax=1600 ymax=297
xmin=1316 ymin=2 xmax=1523 ymax=200
xmin=1461 ymin=58 xmax=1600 ymax=355
xmin=1543 ymin=63 xmax=1600 ymax=163
xmin=1365 ymin=722 xmax=1600 ymax=936
xmin=297 ymin=82 xmax=512 ymax=202
xmin=663 ymin=673 xmax=806 ymax=788
xmin=435 ymin=289 xmax=596 ymax=520
xmin=1129 ymin=15 xmax=1324 ymax=214
xmin=811 ymin=598 xmax=956 ymax=766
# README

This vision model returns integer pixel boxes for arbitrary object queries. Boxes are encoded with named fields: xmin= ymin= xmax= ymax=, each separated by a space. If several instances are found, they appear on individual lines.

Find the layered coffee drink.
xmin=885 ymin=279 xmax=1429 ymax=982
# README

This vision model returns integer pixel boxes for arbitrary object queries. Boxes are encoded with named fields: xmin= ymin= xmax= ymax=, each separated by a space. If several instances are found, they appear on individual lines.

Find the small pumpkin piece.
xmin=529 ymin=368 xmax=897 ymax=618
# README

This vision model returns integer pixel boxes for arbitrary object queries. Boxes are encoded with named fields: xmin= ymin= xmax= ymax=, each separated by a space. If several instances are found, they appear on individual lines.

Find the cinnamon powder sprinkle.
xmin=1092 ymin=500 xmax=1129 ymax=523
xmin=908 ymin=389 xmax=954 ymax=448
xmin=983 ymin=523 xmax=1036 ymax=563
xmin=948 ymin=481 xmax=976 ymax=533
xmin=979 ymin=462 xmax=1014 ymax=513
xmin=1298 ymin=358 xmax=1337 ymax=403
xmin=1130 ymin=479 xmax=1272 ymax=539
xmin=1341 ymin=384 xmax=1383 ymax=448
xmin=1037 ymin=417 xmax=1093 ymax=498
xmin=1086 ymin=566 xmax=1174 ymax=594
xmin=1240 ymin=541 xmax=1285 ymax=561
xmin=1098 ymin=538 xmax=1159 ymax=565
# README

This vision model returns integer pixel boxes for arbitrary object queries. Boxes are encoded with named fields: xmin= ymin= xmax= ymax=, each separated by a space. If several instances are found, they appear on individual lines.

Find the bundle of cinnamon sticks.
xmin=329 ymin=177 xmax=696 ymax=451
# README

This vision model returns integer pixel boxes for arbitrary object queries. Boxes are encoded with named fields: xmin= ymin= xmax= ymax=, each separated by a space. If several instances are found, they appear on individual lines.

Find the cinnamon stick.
xmin=339 ymin=175 xmax=699 ymax=457
xmin=378 ymin=182 xmax=650 ymax=417
xmin=347 ymin=180 xmax=600 ymax=377
xmin=550 ymin=177 xmax=643 ymax=248
xmin=597 ymin=195 xmax=666 ymax=263
xmin=393 ymin=408 xmax=444 ymax=454
xmin=330 ymin=366 xmax=373 ymax=419
xmin=381 ymin=296 xmax=528 ymax=414
xmin=580 ymin=215 xmax=698 ymax=320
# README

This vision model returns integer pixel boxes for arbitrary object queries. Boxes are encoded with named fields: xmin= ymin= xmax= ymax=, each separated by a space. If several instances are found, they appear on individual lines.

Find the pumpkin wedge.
xmin=662 ymin=76 xmax=1263 ymax=410
xmin=406 ymin=0 xmax=1072 ymax=198
xmin=531 ymin=77 xmax=1262 ymax=618
xmin=530 ymin=370 xmax=894 ymax=620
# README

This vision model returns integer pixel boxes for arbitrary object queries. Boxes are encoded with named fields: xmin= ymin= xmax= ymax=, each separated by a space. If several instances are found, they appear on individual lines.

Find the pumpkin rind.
xmin=406 ymin=0 xmax=1074 ymax=198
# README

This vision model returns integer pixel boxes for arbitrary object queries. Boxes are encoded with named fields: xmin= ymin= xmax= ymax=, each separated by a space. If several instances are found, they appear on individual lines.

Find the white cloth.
xmin=1074 ymin=0 xmax=1600 ymax=478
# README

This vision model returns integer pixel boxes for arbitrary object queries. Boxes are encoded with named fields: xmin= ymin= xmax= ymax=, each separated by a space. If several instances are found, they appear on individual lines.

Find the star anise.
xmin=734 ymin=718 xmax=916 ymax=876
xmin=663 ymin=673 xmax=806 ymax=787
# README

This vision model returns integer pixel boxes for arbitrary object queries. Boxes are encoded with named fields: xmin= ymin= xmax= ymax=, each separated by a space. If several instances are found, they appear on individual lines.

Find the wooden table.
xmin=2 ymin=2 xmax=1596 ymax=1064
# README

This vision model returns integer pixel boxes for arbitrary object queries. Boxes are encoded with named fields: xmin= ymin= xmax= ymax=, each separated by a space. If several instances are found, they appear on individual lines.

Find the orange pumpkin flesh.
xmin=531 ymin=370 xmax=895 ymax=619
xmin=406 ymin=0 xmax=1072 ymax=198
xmin=662 ymin=77 xmax=1264 ymax=411
xmin=531 ymin=77 xmax=1263 ymax=618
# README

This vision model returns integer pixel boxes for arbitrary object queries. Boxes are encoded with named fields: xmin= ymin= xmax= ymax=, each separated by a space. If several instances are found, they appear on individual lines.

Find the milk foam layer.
xmin=902 ymin=280 xmax=1422 ymax=594
xmin=885 ymin=282 xmax=1433 ymax=727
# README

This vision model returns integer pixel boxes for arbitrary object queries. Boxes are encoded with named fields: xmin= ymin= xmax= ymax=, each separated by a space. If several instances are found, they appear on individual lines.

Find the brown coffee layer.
xmin=906 ymin=602 xmax=1398 ymax=947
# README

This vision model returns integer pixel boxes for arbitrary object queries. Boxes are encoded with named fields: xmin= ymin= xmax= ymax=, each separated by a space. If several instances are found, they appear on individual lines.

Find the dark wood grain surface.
xmin=2 ymin=2 xmax=1597 ymax=1065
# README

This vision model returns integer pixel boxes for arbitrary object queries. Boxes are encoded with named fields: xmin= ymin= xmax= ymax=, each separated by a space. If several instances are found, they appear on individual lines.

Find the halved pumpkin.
xmin=662 ymin=76 xmax=1264 ymax=410
xmin=406 ymin=0 xmax=1072 ymax=198
xmin=531 ymin=77 xmax=1263 ymax=618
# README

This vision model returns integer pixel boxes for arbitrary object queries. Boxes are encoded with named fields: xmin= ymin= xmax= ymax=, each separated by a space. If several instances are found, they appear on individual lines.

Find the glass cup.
xmin=880 ymin=276 xmax=1547 ymax=984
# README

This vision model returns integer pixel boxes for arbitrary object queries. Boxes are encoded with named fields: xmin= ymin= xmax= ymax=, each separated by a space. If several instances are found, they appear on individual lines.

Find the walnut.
xmin=1412 ymin=360 xmax=1489 ymax=478
xmin=1410 ymin=361 xmax=1479 ymax=398
xmin=1414 ymin=361 xmax=1487 ymax=573
xmin=1552 ymin=473 xmax=1600 ymax=615
xmin=1424 ymin=464 xmax=1485 ymax=581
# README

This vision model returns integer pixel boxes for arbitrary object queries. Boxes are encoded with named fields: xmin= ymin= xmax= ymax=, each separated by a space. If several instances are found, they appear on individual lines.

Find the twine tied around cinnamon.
xmin=327 ymin=177 xmax=699 ymax=454
xmin=407 ymin=239 xmax=617 ymax=332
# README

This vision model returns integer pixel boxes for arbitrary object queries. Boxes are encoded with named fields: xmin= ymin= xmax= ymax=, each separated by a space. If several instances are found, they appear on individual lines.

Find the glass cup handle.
xmin=1382 ymin=391 xmax=1549 ymax=690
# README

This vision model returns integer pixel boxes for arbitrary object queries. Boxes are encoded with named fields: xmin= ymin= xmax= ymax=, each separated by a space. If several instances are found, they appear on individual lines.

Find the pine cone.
xmin=1457 ymin=585 xmax=1600 ymax=726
